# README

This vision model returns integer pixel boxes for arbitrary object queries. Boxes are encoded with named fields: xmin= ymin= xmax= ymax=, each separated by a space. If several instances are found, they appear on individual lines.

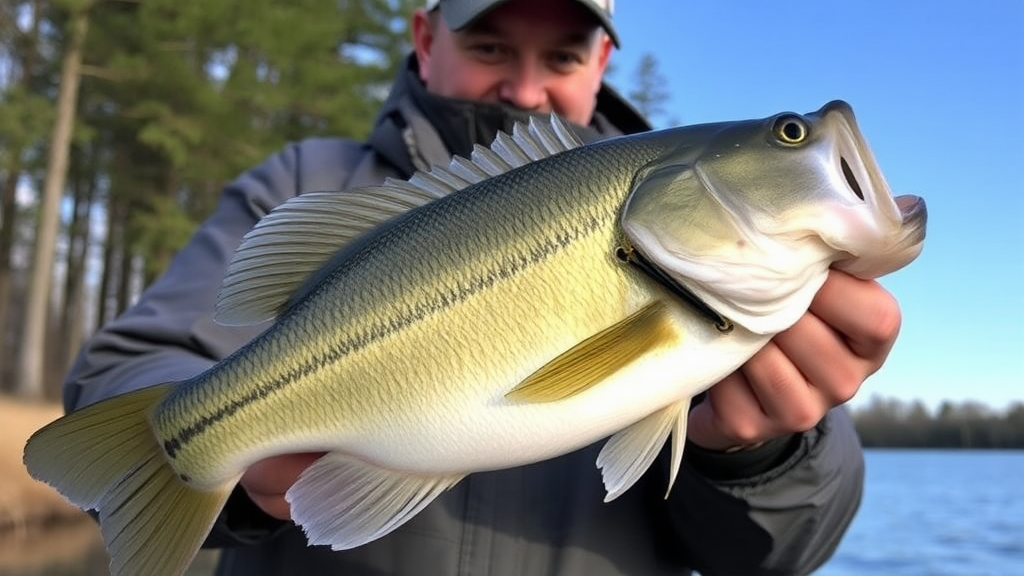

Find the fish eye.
xmin=772 ymin=115 xmax=809 ymax=145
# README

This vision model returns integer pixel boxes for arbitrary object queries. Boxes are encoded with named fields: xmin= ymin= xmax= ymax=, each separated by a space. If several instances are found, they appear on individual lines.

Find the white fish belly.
xmin=374 ymin=332 xmax=763 ymax=473
xmin=301 ymin=291 xmax=767 ymax=475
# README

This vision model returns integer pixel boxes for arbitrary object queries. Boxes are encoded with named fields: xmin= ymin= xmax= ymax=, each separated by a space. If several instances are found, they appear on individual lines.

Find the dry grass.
xmin=0 ymin=395 xmax=106 ymax=574
xmin=0 ymin=396 xmax=88 ymax=535
xmin=0 ymin=395 xmax=220 ymax=575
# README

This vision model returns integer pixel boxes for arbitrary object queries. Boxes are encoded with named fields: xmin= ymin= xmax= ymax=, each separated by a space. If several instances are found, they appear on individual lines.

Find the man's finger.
xmin=810 ymin=270 xmax=902 ymax=367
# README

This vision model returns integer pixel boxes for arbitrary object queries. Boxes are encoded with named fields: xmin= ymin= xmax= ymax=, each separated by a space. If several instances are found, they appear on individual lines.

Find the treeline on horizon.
xmin=848 ymin=396 xmax=1024 ymax=449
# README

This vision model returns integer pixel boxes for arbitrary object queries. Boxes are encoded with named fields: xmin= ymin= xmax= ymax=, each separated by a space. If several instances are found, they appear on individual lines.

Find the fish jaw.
xmin=832 ymin=193 xmax=927 ymax=278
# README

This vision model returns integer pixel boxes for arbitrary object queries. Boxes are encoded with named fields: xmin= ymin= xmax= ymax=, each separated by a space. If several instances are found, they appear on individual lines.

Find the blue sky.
xmin=608 ymin=1 xmax=1023 ymax=411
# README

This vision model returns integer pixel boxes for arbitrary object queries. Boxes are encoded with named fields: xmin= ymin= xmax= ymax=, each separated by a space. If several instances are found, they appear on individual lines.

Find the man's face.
xmin=413 ymin=0 xmax=613 ymax=126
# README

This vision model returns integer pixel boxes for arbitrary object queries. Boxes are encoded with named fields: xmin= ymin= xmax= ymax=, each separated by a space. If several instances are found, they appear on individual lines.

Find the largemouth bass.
xmin=24 ymin=100 xmax=926 ymax=576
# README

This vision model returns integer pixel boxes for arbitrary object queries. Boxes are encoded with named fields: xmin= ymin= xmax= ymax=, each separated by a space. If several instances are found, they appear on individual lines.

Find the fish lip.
xmin=895 ymin=194 xmax=928 ymax=241
xmin=896 ymin=194 xmax=926 ymax=217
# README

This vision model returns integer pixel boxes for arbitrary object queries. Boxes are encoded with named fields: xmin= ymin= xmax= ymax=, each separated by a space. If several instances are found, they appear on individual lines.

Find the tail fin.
xmin=23 ymin=383 xmax=235 ymax=576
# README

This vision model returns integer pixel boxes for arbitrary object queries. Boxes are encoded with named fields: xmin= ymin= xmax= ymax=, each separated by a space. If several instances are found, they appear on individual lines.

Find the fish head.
xmin=622 ymin=100 xmax=927 ymax=335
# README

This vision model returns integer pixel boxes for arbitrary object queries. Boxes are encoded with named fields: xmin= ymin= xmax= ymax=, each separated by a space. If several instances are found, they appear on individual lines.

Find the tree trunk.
xmin=0 ymin=0 xmax=42 ymax=386
xmin=16 ymin=8 xmax=89 ymax=398
xmin=0 ymin=168 xmax=21 ymax=382
xmin=96 ymin=198 xmax=121 ymax=329
xmin=117 ymin=236 xmax=133 ymax=316
xmin=61 ymin=143 xmax=95 ymax=370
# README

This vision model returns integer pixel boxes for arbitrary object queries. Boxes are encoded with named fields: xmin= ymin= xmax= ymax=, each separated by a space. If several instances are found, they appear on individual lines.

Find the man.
xmin=64 ymin=0 xmax=897 ymax=574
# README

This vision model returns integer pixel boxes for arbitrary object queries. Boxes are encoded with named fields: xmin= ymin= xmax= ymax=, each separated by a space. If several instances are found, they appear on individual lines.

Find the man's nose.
xmin=498 ymin=65 xmax=549 ymax=111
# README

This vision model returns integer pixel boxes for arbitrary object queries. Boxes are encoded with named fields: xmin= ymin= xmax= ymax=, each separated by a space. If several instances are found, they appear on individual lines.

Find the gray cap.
xmin=425 ymin=0 xmax=619 ymax=47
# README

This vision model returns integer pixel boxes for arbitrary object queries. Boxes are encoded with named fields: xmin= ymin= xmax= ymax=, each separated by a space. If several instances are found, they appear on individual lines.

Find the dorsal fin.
xmin=215 ymin=115 xmax=583 ymax=325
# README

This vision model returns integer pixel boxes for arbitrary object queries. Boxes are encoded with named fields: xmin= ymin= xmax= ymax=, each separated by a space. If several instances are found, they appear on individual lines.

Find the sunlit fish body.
xmin=25 ymin=101 xmax=926 ymax=576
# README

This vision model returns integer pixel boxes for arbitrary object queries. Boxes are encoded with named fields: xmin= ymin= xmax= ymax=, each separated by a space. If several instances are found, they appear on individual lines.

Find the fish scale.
xmin=154 ymin=139 xmax=662 ymax=466
xmin=24 ymin=103 xmax=926 ymax=576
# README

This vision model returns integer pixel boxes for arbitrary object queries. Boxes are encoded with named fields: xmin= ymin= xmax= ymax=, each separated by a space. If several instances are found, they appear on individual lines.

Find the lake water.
xmin=815 ymin=449 xmax=1024 ymax=576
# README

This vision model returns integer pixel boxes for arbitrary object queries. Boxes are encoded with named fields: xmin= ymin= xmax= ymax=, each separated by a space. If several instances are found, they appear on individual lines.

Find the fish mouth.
xmin=822 ymin=100 xmax=898 ymax=221
xmin=821 ymin=101 xmax=927 ymax=278
xmin=826 ymin=100 xmax=929 ymax=244
xmin=825 ymin=101 xmax=927 ymax=246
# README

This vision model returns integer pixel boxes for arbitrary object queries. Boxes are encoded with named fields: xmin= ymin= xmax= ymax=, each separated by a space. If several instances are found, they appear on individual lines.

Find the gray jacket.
xmin=63 ymin=58 xmax=863 ymax=576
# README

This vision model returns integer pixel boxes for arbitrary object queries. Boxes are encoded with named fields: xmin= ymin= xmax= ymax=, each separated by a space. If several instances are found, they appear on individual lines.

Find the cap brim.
xmin=438 ymin=0 xmax=620 ymax=47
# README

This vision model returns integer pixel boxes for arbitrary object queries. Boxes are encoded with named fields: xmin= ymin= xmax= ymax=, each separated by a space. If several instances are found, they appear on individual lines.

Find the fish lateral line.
xmin=164 ymin=212 xmax=613 ymax=456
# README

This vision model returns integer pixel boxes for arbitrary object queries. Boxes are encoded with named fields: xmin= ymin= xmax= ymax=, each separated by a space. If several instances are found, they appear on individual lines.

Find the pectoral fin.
xmin=505 ymin=301 xmax=680 ymax=403
xmin=286 ymin=452 xmax=463 ymax=551
xmin=596 ymin=397 xmax=691 ymax=502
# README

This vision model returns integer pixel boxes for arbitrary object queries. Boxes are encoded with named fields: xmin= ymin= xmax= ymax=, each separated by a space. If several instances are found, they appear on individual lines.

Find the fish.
xmin=24 ymin=100 xmax=926 ymax=576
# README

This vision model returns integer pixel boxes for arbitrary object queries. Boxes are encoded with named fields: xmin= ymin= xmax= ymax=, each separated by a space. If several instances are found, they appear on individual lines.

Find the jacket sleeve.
xmin=65 ymin=145 xmax=303 ymax=411
xmin=665 ymin=408 xmax=864 ymax=576
xmin=63 ymin=137 xmax=367 ymax=411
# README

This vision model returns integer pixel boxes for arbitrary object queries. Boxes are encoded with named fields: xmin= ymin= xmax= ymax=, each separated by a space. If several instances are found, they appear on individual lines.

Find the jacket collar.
xmin=369 ymin=55 xmax=651 ymax=176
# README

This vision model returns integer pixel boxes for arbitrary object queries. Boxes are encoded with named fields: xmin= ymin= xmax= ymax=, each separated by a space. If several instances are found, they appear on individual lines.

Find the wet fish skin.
xmin=23 ymin=101 xmax=926 ymax=576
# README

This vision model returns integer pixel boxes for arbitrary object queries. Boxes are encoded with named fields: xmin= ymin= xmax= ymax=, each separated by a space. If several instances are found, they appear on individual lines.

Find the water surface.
xmin=817 ymin=449 xmax=1024 ymax=576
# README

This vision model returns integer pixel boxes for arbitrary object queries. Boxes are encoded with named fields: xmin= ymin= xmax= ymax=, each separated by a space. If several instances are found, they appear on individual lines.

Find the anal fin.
xmin=506 ymin=301 xmax=680 ymax=403
xmin=596 ymin=397 xmax=692 ymax=502
xmin=286 ymin=452 xmax=463 ymax=550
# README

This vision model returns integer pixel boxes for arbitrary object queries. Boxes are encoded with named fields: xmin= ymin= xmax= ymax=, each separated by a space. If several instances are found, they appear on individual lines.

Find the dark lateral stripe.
xmin=163 ymin=212 xmax=609 ymax=457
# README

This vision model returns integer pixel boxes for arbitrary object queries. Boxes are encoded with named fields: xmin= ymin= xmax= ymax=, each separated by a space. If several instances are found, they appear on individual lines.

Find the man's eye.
xmin=549 ymin=52 xmax=584 ymax=71
xmin=470 ymin=44 xmax=507 ymax=61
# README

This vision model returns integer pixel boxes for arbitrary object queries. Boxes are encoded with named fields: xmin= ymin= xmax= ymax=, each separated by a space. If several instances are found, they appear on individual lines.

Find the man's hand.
xmin=240 ymin=452 xmax=323 ymax=520
xmin=687 ymin=270 xmax=902 ymax=451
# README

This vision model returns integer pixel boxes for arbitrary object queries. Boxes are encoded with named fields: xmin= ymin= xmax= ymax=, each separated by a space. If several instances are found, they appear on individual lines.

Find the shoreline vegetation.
xmin=851 ymin=396 xmax=1024 ymax=449
xmin=1 ymin=394 xmax=1020 ymax=575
